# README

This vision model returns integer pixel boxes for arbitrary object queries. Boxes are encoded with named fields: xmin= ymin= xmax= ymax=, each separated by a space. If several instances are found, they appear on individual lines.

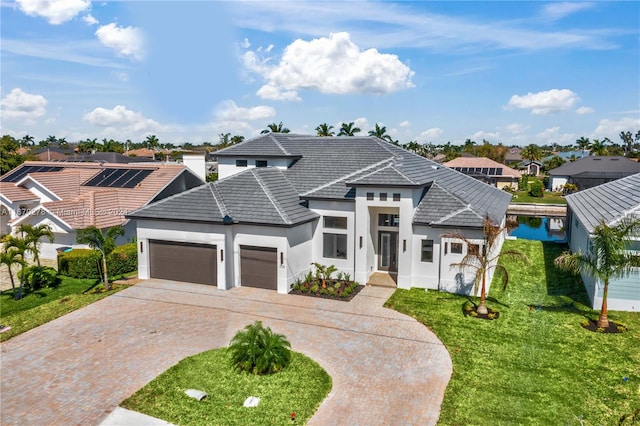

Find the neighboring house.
xmin=128 ymin=134 xmax=512 ymax=296
xmin=504 ymin=147 xmax=522 ymax=166
xmin=0 ymin=161 xmax=204 ymax=259
xmin=444 ymin=157 xmax=521 ymax=190
xmin=35 ymin=149 xmax=68 ymax=162
xmin=565 ymin=173 xmax=640 ymax=311
xmin=65 ymin=152 xmax=158 ymax=164
xmin=519 ymin=160 xmax=543 ymax=176
xmin=548 ymin=156 xmax=640 ymax=192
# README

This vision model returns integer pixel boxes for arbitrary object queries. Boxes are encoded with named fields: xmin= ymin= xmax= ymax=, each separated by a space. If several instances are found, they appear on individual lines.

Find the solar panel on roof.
xmin=489 ymin=167 xmax=496 ymax=175
xmin=496 ymin=168 xmax=503 ymax=176
xmin=481 ymin=168 xmax=489 ymax=175
xmin=83 ymin=168 xmax=119 ymax=186
xmin=82 ymin=168 xmax=154 ymax=188
xmin=120 ymin=169 xmax=153 ymax=188
xmin=108 ymin=169 xmax=139 ymax=187
xmin=0 ymin=165 xmax=64 ymax=182
xmin=99 ymin=169 xmax=128 ymax=187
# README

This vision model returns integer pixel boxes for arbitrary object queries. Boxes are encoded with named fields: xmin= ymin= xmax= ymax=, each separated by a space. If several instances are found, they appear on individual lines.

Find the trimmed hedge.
xmin=58 ymin=243 xmax=138 ymax=279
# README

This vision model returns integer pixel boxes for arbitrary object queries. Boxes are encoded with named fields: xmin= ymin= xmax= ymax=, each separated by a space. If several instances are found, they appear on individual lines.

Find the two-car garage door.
xmin=149 ymin=240 xmax=217 ymax=286
xmin=148 ymin=241 xmax=277 ymax=290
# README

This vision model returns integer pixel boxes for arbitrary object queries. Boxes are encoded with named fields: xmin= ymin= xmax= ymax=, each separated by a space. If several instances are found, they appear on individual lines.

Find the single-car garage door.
xmin=240 ymin=245 xmax=277 ymax=290
xmin=149 ymin=240 xmax=217 ymax=286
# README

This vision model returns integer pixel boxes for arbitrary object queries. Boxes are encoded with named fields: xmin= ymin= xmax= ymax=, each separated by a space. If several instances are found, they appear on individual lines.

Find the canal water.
xmin=508 ymin=215 xmax=566 ymax=242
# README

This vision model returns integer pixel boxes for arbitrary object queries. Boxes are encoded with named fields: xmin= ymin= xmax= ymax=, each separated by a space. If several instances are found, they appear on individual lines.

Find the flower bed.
xmin=289 ymin=263 xmax=364 ymax=301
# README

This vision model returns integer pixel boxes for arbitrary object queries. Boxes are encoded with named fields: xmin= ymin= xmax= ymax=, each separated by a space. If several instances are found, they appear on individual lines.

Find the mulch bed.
xmin=288 ymin=285 xmax=365 ymax=302
xmin=581 ymin=319 xmax=627 ymax=334
xmin=462 ymin=304 xmax=500 ymax=320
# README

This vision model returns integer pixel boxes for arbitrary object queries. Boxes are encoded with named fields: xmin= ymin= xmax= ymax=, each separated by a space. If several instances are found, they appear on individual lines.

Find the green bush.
xmin=529 ymin=181 xmax=544 ymax=197
xmin=18 ymin=266 xmax=60 ymax=290
xmin=518 ymin=175 xmax=529 ymax=191
xmin=58 ymin=249 xmax=101 ymax=279
xmin=227 ymin=321 xmax=292 ymax=375
xmin=106 ymin=243 xmax=137 ymax=276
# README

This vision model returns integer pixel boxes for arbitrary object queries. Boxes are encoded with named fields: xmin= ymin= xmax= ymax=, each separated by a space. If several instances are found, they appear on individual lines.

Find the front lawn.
xmin=121 ymin=348 xmax=332 ymax=426
xmin=386 ymin=240 xmax=640 ymax=425
xmin=0 ymin=277 xmax=127 ymax=342
xmin=510 ymin=190 xmax=567 ymax=204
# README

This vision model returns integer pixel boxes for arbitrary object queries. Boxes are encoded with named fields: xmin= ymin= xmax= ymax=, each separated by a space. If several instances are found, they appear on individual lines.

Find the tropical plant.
xmin=554 ymin=217 xmax=640 ymax=328
xmin=315 ymin=123 xmax=335 ymax=137
xmin=260 ymin=122 xmax=290 ymax=134
xmin=76 ymin=225 xmax=125 ymax=290
xmin=0 ymin=238 xmax=26 ymax=298
xmin=311 ymin=262 xmax=338 ymax=289
xmin=337 ymin=122 xmax=361 ymax=136
xmin=529 ymin=181 xmax=544 ymax=197
xmin=520 ymin=144 xmax=542 ymax=162
xmin=368 ymin=123 xmax=393 ymax=142
xmin=589 ymin=138 xmax=609 ymax=156
xmin=619 ymin=131 xmax=634 ymax=156
xmin=228 ymin=321 xmax=292 ymax=375
xmin=445 ymin=217 xmax=530 ymax=314
xmin=18 ymin=265 xmax=59 ymax=290
xmin=17 ymin=223 xmax=54 ymax=267
xmin=575 ymin=136 xmax=591 ymax=157
xmin=145 ymin=135 xmax=160 ymax=150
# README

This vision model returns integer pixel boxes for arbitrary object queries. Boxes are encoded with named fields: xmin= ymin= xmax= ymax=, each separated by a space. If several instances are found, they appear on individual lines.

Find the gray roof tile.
xmin=549 ymin=156 xmax=640 ymax=176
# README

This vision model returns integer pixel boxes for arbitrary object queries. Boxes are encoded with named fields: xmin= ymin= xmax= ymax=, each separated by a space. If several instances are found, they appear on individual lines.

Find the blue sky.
xmin=1 ymin=0 xmax=638 ymax=146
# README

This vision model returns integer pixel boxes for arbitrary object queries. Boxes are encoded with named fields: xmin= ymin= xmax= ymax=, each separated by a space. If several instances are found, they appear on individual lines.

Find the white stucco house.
xmin=128 ymin=134 xmax=512 ymax=295
xmin=565 ymin=173 xmax=640 ymax=312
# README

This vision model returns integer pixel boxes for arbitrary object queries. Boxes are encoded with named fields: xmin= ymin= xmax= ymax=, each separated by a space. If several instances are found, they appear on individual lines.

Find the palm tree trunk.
xmin=102 ymin=255 xmax=111 ymax=291
xmin=477 ymin=273 xmax=488 ymax=315
xmin=597 ymin=281 xmax=609 ymax=328
xmin=7 ymin=266 xmax=16 ymax=298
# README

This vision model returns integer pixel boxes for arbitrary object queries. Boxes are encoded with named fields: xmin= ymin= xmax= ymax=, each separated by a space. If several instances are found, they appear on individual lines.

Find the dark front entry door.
xmin=378 ymin=231 xmax=398 ymax=272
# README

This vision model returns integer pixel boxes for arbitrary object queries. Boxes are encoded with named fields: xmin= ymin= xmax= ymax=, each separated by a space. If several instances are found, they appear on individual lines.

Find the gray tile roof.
xmin=549 ymin=156 xmax=640 ymax=176
xmin=565 ymin=172 xmax=640 ymax=233
xmin=132 ymin=134 xmax=512 ymax=228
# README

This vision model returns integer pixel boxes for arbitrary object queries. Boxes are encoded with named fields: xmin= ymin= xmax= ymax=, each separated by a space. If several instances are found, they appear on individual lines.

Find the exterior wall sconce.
xmin=220 ymin=249 xmax=224 ymax=262
xmin=359 ymin=236 xmax=363 ymax=249
xmin=140 ymin=241 xmax=143 ymax=253
xmin=403 ymin=239 xmax=407 ymax=252
xmin=280 ymin=252 xmax=284 ymax=265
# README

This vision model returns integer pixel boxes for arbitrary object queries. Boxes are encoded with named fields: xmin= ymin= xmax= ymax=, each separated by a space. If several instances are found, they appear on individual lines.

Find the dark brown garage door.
xmin=240 ymin=245 xmax=277 ymax=290
xmin=149 ymin=240 xmax=217 ymax=286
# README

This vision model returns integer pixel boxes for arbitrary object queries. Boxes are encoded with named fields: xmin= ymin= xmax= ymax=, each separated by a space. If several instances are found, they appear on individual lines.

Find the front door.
xmin=378 ymin=231 xmax=398 ymax=272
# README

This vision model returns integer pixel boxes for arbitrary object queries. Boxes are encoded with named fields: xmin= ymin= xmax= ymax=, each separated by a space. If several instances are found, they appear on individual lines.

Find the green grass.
xmin=510 ymin=190 xmax=567 ymax=204
xmin=121 ymin=348 xmax=332 ymax=426
xmin=0 ymin=276 xmax=127 ymax=342
xmin=385 ymin=240 xmax=640 ymax=425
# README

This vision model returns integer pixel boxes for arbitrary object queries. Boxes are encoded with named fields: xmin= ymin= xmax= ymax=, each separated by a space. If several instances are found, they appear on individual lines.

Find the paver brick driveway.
xmin=1 ymin=280 xmax=452 ymax=425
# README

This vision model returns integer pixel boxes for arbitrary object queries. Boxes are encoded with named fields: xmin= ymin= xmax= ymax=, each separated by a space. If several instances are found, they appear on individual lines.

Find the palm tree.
xmin=1 ymin=235 xmax=28 ymax=299
xmin=520 ymin=144 xmax=542 ymax=162
xmin=76 ymin=225 xmax=125 ymax=290
xmin=228 ymin=320 xmax=292 ymax=375
xmin=619 ymin=131 xmax=633 ymax=156
xmin=368 ymin=123 xmax=393 ymax=142
xmin=230 ymin=135 xmax=245 ymax=145
xmin=20 ymin=134 xmax=35 ymax=147
xmin=575 ymin=137 xmax=590 ymax=158
xmin=315 ymin=123 xmax=335 ymax=137
xmin=17 ymin=224 xmax=54 ymax=267
xmin=337 ymin=122 xmax=361 ymax=136
xmin=0 ymin=238 xmax=26 ymax=299
xmin=145 ymin=135 xmax=160 ymax=150
xmin=445 ymin=217 xmax=529 ymax=315
xmin=589 ymin=138 xmax=609 ymax=156
xmin=260 ymin=122 xmax=290 ymax=134
xmin=555 ymin=217 xmax=640 ymax=328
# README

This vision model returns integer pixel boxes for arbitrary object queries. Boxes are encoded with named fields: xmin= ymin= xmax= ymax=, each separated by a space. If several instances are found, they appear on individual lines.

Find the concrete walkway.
xmin=1 ymin=280 xmax=452 ymax=426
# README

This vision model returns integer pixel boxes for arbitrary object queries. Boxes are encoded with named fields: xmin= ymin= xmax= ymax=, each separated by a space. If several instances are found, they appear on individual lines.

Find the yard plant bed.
xmin=289 ymin=264 xmax=363 ymax=301
xmin=581 ymin=319 xmax=628 ymax=334
xmin=121 ymin=348 xmax=331 ymax=426
xmin=289 ymin=283 xmax=365 ymax=301
xmin=462 ymin=302 xmax=500 ymax=320
xmin=386 ymin=240 xmax=640 ymax=425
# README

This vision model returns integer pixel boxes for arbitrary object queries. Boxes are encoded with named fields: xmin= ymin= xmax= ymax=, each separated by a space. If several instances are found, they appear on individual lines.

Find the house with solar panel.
xmin=565 ymin=173 xmax=640 ymax=312
xmin=443 ymin=157 xmax=522 ymax=189
xmin=0 ymin=161 xmax=204 ymax=259
xmin=128 ymin=134 xmax=512 ymax=295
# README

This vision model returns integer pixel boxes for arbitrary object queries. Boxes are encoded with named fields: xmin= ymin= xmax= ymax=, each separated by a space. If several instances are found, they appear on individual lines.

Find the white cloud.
xmin=417 ymin=127 xmax=444 ymax=143
xmin=245 ymin=32 xmax=414 ymax=101
xmin=83 ymin=105 xmax=160 ymax=132
xmin=16 ymin=0 xmax=90 ymax=25
xmin=241 ymin=38 xmax=251 ymax=49
xmin=95 ymin=23 xmax=144 ymax=61
xmin=0 ymin=88 xmax=48 ymax=120
xmin=541 ymin=2 xmax=594 ymax=21
xmin=575 ymin=106 xmax=594 ymax=115
xmin=112 ymin=71 xmax=129 ymax=82
xmin=536 ymin=127 xmax=576 ymax=145
xmin=594 ymin=117 xmax=640 ymax=137
xmin=399 ymin=120 xmax=411 ymax=128
xmin=472 ymin=130 xmax=501 ymax=142
xmin=502 ymin=123 xmax=529 ymax=134
xmin=82 ymin=14 xmax=98 ymax=25
xmin=215 ymin=100 xmax=276 ymax=121
xmin=507 ymin=89 xmax=580 ymax=115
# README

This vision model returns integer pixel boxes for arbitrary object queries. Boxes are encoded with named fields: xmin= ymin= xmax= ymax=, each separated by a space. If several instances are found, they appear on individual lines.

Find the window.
xmin=378 ymin=214 xmax=399 ymax=227
xmin=236 ymin=159 xmax=247 ymax=167
xmin=324 ymin=216 xmax=347 ymax=229
xmin=380 ymin=192 xmax=387 ymax=201
xmin=421 ymin=240 xmax=434 ymax=262
xmin=393 ymin=193 xmax=401 ymax=201
xmin=469 ymin=244 xmax=480 ymax=256
xmin=451 ymin=242 xmax=463 ymax=254
xmin=323 ymin=233 xmax=347 ymax=259
xmin=255 ymin=160 xmax=268 ymax=167
xmin=367 ymin=192 xmax=374 ymax=200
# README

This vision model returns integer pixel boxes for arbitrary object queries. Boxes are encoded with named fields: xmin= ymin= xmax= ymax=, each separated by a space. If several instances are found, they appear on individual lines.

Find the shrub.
xmin=18 ymin=266 xmax=60 ymax=290
xmin=228 ymin=321 xmax=291 ymax=375
xmin=106 ymin=243 xmax=137 ymax=276
xmin=58 ymin=249 xmax=101 ymax=279
xmin=529 ymin=181 xmax=544 ymax=197
xmin=518 ymin=175 xmax=529 ymax=191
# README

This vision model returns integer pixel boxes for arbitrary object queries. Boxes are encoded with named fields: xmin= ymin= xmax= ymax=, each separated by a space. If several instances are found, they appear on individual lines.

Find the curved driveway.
xmin=1 ymin=280 xmax=452 ymax=425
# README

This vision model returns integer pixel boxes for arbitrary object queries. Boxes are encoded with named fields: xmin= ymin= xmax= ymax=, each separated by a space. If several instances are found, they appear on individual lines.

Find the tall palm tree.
xmin=20 ymin=134 xmax=35 ymax=147
xmin=575 ymin=136 xmax=590 ymax=158
xmin=555 ymin=217 xmax=640 ymax=328
xmin=337 ymin=122 xmax=361 ymax=136
xmin=260 ymin=122 xmax=290 ymax=134
xmin=145 ymin=135 xmax=160 ymax=150
xmin=368 ymin=123 xmax=393 ymax=142
xmin=445 ymin=217 xmax=529 ymax=315
xmin=520 ymin=143 xmax=542 ymax=162
xmin=0 ymin=238 xmax=26 ymax=299
xmin=76 ymin=225 xmax=125 ymax=290
xmin=230 ymin=135 xmax=245 ymax=145
xmin=315 ymin=123 xmax=335 ymax=137
xmin=589 ymin=138 xmax=609 ymax=156
xmin=17 ymin=224 xmax=54 ymax=267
